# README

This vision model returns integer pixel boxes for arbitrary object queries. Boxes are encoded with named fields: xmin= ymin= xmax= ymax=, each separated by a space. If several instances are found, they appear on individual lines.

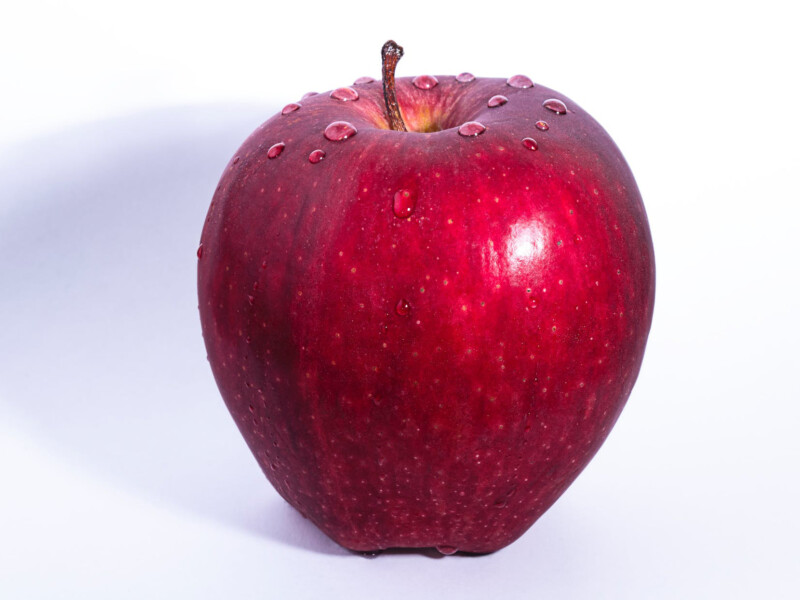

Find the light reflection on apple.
xmin=504 ymin=219 xmax=547 ymax=284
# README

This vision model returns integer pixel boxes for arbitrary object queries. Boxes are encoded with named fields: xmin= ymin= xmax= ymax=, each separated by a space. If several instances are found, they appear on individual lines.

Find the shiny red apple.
xmin=197 ymin=41 xmax=655 ymax=554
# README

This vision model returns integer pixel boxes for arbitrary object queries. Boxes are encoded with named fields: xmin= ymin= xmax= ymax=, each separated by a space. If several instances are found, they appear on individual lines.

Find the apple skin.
xmin=198 ymin=75 xmax=655 ymax=553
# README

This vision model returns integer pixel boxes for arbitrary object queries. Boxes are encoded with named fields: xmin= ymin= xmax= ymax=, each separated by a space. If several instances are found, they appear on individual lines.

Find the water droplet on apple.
xmin=436 ymin=545 xmax=458 ymax=555
xmin=308 ymin=149 xmax=326 ymax=164
xmin=487 ymin=95 xmax=508 ymax=108
xmin=412 ymin=75 xmax=438 ymax=90
xmin=354 ymin=76 xmax=376 ymax=85
xmin=301 ymin=91 xmax=318 ymax=99
xmin=522 ymin=137 xmax=539 ymax=151
xmin=233 ymin=156 xmax=240 ymax=164
xmin=395 ymin=299 xmax=411 ymax=316
xmin=248 ymin=295 xmax=255 ymax=306
xmin=456 ymin=72 xmax=476 ymax=83
xmin=392 ymin=189 xmax=416 ymax=218
xmin=535 ymin=120 xmax=549 ymax=131
xmin=507 ymin=74 xmax=534 ymax=88
xmin=458 ymin=121 xmax=487 ymax=137
xmin=324 ymin=121 xmax=358 ymax=141
xmin=196 ymin=244 xmax=203 ymax=259
xmin=281 ymin=103 xmax=301 ymax=115
xmin=543 ymin=98 xmax=567 ymax=114
xmin=267 ymin=142 xmax=285 ymax=159
xmin=330 ymin=87 xmax=359 ymax=101
xmin=361 ymin=550 xmax=382 ymax=559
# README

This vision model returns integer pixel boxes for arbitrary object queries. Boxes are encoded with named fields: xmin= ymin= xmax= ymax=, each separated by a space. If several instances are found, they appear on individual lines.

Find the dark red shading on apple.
xmin=198 ymin=40 xmax=655 ymax=554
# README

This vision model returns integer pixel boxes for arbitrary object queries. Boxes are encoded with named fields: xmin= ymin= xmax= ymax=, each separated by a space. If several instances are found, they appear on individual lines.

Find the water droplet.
xmin=535 ymin=120 xmax=549 ymax=131
xmin=196 ymin=244 xmax=203 ymax=259
xmin=487 ymin=95 xmax=508 ymax=108
xmin=330 ymin=87 xmax=359 ymax=101
xmin=267 ymin=142 xmax=285 ymax=159
xmin=232 ymin=156 xmax=240 ymax=164
xmin=543 ymin=98 xmax=567 ymax=114
xmin=528 ymin=296 xmax=538 ymax=308
xmin=412 ymin=75 xmax=438 ymax=90
xmin=436 ymin=545 xmax=458 ymax=555
xmin=281 ymin=103 xmax=300 ymax=115
xmin=360 ymin=550 xmax=382 ymax=559
xmin=308 ymin=149 xmax=326 ymax=163
xmin=301 ymin=91 xmax=317 ymax=99
xmin=395 ymin=299 xmax=411 ymax=316
xmin=456 ymin=72 xmax=475 ymax=83
xmin=522 ymin=137 xmax=539 ymax=151
xmin=392 ymin=189 xmax=416 ymax=218
xmin=248 ymin=294 xmax=256 ymax=306
xmin=324 ymin=121 xmax=358 ymax=141
xmin=458 ymin=121 xmax=487 ymax=137
xmin=507 ymin=74 xmax=534 ymax=89
xmin=353 ymin=76 xmax=375 ymax=85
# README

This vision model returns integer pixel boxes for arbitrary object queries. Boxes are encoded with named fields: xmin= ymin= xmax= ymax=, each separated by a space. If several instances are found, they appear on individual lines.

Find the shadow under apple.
xmin=0 ymin=105 xmax=346 ymax=556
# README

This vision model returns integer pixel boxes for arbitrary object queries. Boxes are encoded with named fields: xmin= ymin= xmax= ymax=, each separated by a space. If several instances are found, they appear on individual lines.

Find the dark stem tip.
xmin=381 ymin=40 xmax=404 ymax=61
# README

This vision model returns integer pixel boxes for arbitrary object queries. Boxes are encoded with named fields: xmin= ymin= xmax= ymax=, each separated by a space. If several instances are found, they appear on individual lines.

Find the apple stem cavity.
xmin=381 ymin=40 xmax=408 ymax=132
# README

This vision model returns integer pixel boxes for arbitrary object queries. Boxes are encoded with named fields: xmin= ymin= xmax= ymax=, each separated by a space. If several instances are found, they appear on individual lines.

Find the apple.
xmin=197 ymin=41 xmax=655 ymax=554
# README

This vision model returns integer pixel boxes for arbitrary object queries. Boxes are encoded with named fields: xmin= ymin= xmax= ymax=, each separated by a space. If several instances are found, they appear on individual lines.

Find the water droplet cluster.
xmin=262 ymin=72 xmax=570 ymax=173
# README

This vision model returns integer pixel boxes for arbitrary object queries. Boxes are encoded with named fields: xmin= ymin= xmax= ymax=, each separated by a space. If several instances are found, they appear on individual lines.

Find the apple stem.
xmin=381 ymin=40 xmax=408 ymax=132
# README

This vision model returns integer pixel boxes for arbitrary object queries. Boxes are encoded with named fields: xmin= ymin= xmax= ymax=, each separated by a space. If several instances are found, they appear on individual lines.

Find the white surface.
xmin=1 ymin=1 xmax=799 ymax=598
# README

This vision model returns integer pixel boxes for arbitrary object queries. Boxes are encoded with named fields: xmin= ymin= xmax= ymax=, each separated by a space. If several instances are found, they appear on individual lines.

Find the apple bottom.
xmin=225 ymin=371 xmax=629 ymax=554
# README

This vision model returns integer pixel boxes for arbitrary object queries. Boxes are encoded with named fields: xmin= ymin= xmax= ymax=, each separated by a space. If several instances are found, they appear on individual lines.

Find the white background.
xmin=1 ymin=1 xmax=799 ymax=598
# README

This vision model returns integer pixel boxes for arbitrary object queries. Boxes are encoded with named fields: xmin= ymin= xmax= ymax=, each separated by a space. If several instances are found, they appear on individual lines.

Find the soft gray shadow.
xmin=0 ymin=105 xmax=342 ymax=555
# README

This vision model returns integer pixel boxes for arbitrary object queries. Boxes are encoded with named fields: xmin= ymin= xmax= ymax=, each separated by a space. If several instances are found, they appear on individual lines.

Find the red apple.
xmin=197 ymin=41 xmax=655 ymax=554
